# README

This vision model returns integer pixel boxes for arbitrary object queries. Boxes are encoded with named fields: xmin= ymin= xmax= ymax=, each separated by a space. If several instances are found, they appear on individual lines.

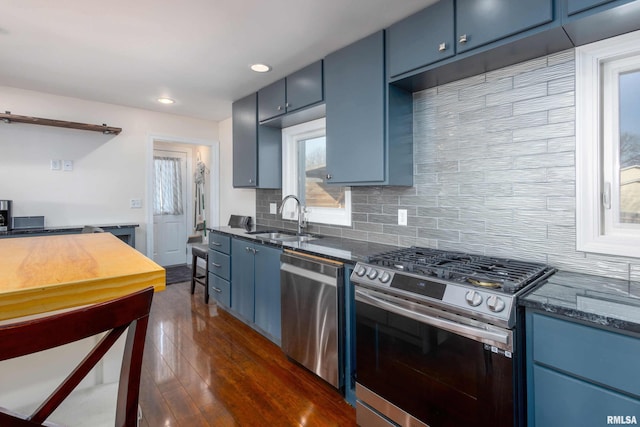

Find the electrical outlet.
xmin=270 ymin=203 xmax=277 ymax=214
xmin=50 ymin=160 xmax=61 ymax=171
xmin=398 ymin=209 xmax=408 ymax=226
xmin=130 ymin=199 xmax=142 ymax=209
xmin=62 ymin=160 xmax=73 ymax=171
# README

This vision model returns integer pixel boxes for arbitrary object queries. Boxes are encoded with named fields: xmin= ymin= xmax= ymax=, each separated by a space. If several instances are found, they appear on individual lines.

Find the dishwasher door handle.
xmin=280 ymin=262 xmax=337 ymax=287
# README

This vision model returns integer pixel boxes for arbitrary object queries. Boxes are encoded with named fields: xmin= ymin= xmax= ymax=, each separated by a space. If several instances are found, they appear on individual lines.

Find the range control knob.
xmin=379 ymin=272 xmax=391 ymax=284
xmin=355 ymin=266 xmax=367 ymax=277
xmin=487 ymin=295 xmax=506 ymax=313
xmin=465 ymin=290 xmax=483 ymax=307
xmin=367 ymin=269 xmax=379 ymax=280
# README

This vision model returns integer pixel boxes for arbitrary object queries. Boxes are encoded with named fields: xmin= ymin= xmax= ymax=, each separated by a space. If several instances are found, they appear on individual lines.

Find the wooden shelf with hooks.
xmin=0 ymin=111 xmax=122 ymax=135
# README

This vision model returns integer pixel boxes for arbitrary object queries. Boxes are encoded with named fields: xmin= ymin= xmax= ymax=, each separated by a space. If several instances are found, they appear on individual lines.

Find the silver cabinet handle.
xmin=459 ymin=34 xmax=468 ymax=44
xmin=326 ymin=174 xmax=332 ymax=180
xmin=212 ymin=262 xmax=221 ymax=268
xmin=285 ymin=102 xmax=290 ymax=108
xmin=277 ymin=105 xmax=283 ymax=111
xmin=253 ymin=248 xmax=259 ymax=254
xmin=245 ymin=247 xmax=251 ymax=252
xmin=248 ymin=178 xmax=253 ymax=184
xmin=211 ymin=242 xmax=222 ymax=247
xmin=212 ymin=286 xmax=222 ymax=293
xmin=438 ymin=42 xmax=446 ymax=51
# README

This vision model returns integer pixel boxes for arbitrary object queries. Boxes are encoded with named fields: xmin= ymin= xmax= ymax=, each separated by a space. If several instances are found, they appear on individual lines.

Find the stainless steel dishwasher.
xmin=280 ymin=250 xmax=344 ymax=389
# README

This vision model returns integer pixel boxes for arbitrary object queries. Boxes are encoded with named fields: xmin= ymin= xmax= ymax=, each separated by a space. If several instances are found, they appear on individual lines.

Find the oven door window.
xmin=356 ymin=301 xmax=515 ymax=427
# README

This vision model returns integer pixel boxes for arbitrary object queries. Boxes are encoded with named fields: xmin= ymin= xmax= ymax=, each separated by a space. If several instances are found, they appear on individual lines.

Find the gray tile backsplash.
xmin=255 ymin=49 xmax=638 ymax=278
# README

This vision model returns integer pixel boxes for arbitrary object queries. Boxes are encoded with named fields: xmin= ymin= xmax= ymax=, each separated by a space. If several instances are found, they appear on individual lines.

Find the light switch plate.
xmin=130 ymin=199 xmax=142 ymax=209
xmin=270 ymin=203 xmax=277 ymax=214
xmin=50 ymin=159 xmax=61 ymax=170
xmin=62 ymin=160 xmax=73 ymax=171
xmin=398 ymin=209 xmax=408 ymax=226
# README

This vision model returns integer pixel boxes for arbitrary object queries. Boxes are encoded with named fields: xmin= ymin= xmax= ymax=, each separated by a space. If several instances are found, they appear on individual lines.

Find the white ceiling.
xmin=0 ymin=0 xmax=437 ymax=122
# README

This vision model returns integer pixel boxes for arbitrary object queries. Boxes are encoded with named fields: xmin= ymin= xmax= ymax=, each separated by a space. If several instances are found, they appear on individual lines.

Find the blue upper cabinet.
xmin=562 ymin=0 xmax=640 ymax=46
xmin=258 ymin=60 xmax=323 ymax=123
xmin=456 ymin=0 xmax=554 ymax=53
xmin=286 ymin=61 xmax=324 ymax=114
xmin=258 ymin=79 xmax=286 ymax=122
xmin=325 ymin=30 xmax=413 ymax=186
xmin=232 ymin=93 xmax=281 ymax=188
xmin=387 ymin=0 xmax=455 ymax=78
xmin=566 ymin=0 xmax=615 ymax=14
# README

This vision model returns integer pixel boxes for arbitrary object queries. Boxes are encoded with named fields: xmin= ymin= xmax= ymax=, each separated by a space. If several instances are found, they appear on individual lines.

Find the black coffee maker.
xmin=0 ymin=200 xmax=12 ymax=232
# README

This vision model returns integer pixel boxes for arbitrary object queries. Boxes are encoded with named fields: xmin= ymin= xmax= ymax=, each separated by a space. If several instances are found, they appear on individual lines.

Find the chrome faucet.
xmin=279 ymin=195 xmax=306 ymax=234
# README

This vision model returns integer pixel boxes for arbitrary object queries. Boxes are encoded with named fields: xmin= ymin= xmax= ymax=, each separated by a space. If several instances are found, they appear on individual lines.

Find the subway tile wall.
xmin=256 ymin=49 xmax=640 ymax=279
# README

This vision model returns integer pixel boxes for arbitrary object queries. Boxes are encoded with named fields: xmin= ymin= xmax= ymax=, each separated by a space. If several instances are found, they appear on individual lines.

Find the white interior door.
xmin=153 ymin=149 xmax=188 ymax=266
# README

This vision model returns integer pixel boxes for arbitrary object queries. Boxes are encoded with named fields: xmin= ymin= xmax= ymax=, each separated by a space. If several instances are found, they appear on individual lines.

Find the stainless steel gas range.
xmin=351 ymin=247 xmax=555 ymax=427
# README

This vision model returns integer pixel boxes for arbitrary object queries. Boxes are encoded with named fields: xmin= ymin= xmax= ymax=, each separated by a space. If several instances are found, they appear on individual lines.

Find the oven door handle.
xmin=355 ymin=289 xmax=511 ymax=348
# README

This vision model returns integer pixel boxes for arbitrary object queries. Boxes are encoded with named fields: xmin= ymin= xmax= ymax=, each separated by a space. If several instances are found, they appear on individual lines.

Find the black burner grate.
xmin=368 ymin=247 xmax=549 ymax=293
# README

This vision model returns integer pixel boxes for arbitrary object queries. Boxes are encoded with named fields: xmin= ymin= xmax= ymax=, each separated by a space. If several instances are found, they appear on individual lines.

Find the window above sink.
xmin=281 ymin=118 xmax=352 ymax=227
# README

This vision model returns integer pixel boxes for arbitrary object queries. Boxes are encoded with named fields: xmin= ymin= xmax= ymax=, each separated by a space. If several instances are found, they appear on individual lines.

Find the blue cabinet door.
xmin=533 ymin=365 xmax=640 ymax=427
xmin=232 ymin=93 xmax=258 ymax=188
xmin=253 ymin=244 xmax=282 ymax=342
xmin=258 ymin=78 xmax=286 ymax=122
xmin=562 ymin=0 xmax=640 ymax=46
xmin=456 ymin=0 xmax=553 ymax=53
xmin=231 ymin=239 xmax=255 ymax=321
xmin=286 ymin=60 xmax=323 ymax=113
xmin=325 ymin=31 xmax=385 ymax=185
xmin=386 ymin=0 xmax=455 ymax=78
xmin=232 ymin=93 xmax=282 ymax=189
xmin=567 ymin=0 xmax=615 ymax=15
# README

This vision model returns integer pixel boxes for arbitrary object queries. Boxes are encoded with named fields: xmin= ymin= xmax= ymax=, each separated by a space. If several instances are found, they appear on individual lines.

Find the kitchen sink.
xmin=250 ymin=231 xmax=317 ymax=244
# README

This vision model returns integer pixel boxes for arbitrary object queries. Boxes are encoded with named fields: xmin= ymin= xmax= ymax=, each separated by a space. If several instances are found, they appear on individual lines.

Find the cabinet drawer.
xmin=208 ymin=273 xmax=231 ymax=308
xmin=209 ymin=233 xmax=230 ymax=254
xmin=533 ymin=365 xmax=640 ymax=426
xmin=209 ymin=251 xmax=230 ymax=281
xmin=531 ymin=313 xmax=640 ymax=397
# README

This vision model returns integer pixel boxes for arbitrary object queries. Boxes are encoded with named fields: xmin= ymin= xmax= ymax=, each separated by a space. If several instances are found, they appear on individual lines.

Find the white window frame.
xmin=281 ymin=118 xmax=351 ymax=226
xmin=576 ymin=30 xmax=640 ymax=258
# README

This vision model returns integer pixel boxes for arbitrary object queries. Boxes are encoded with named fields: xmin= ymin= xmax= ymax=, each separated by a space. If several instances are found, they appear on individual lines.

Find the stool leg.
xmin=191 ymin=254 xmax=197 ymax=294
xmin=204 ymin=260 xmax=209 ymax=304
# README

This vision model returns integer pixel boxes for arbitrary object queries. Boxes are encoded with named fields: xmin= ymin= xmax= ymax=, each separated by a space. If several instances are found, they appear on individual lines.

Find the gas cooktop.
xmin=352 ymin=247 xmax=556 ymax=328
xmin=366 ymin=246 xmax=551 ymax=294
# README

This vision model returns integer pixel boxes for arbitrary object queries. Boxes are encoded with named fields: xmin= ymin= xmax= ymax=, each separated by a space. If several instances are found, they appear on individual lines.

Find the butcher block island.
xmin=0 ymin=233 xmax=165 ymax=321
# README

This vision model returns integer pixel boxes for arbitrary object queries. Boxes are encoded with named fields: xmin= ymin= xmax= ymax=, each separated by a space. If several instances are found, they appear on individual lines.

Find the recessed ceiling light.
xmin=250 ymin=63 xmax=271 ymax=73
xmin=157 ymin=97 xmax=175 ymax=104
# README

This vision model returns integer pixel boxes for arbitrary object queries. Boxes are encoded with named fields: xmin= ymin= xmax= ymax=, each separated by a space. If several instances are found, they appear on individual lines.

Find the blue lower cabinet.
xmin=208 ymin=273 xmax=231 ymax=308
xmin=533 ymin=365 xmax=640 ymax=426
xmin=254 ymin=244 xmax=282 ymax=342
xmin=231 ymin=239 xmax=256 ymax=321
xmin=526 ymin=311 xmax=640 ymax=426
xmin=230 ymin=238 xmax=282 ymax=343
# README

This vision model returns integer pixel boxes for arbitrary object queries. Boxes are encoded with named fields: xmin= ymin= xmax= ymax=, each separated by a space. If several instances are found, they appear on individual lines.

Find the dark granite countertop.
xmin=209 ymin=226 xmax=398 ymax=264
xmin=520 ymin=270 xmax=640 ymax=334
xmin=0 ymin=223 xmax=139 ymax=237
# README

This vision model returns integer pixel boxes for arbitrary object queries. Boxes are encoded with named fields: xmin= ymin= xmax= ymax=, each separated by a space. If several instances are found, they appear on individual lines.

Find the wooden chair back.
xmin=0 ymin=287 xmax=154 ymax=426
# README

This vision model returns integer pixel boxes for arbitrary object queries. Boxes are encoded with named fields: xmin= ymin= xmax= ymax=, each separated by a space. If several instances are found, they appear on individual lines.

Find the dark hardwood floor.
xmin=138 ymin=281 xmax=356 ymax=426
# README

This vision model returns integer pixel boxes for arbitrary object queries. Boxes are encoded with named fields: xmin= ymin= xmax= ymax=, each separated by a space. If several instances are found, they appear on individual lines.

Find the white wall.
xmin=218 ymin=117 xmax=256 ymax=225
xmin=0 ymin=86 xmax=218 ymax=254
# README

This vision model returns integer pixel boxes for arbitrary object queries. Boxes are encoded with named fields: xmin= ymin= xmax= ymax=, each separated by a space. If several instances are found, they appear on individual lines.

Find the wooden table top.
xmin=0 ymin=233 xmax=165 ymax=321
